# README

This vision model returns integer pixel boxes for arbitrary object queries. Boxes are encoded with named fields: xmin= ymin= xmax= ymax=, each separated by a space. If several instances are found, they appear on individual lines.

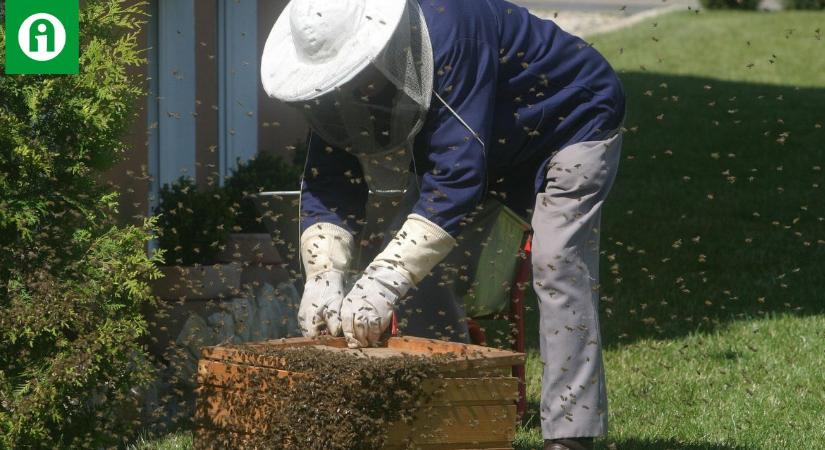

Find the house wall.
xmin=257 ymin=0 xmax=309 ymax=159
xmin=107 ymin=0 xmax=308 ymax=225
xmin=196 ymin=0 xmax=220 ymax=188
xmin=104 ymin=0 xmax=151 ymax=225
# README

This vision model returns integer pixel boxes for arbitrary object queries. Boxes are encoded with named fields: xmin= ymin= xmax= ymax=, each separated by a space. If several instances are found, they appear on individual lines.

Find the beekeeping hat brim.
xmin=261 ymin=0 xmax=409 ymax=103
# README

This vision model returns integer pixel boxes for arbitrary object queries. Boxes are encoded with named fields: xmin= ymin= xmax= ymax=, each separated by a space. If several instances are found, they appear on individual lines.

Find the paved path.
xmin=512 ymin=0 xmax=781 ymax=14
xmin=513 ymin=1 xmax=697 ymax=37
xmin=513 ymin=0 xmax=698 ymax=15
xmin=510 ymin=0 xmax=697 ymax=36
xmin=509 ymin=0 xmax=781 ymax=37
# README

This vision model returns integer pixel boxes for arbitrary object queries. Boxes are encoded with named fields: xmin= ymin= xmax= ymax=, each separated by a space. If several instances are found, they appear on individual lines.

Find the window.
xmin=147 ymin=0 xmax=306 ymax=211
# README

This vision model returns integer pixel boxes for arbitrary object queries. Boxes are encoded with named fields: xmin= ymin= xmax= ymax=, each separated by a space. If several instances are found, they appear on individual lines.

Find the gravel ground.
xmin=531 ymin=10 xmax=629 ymax=36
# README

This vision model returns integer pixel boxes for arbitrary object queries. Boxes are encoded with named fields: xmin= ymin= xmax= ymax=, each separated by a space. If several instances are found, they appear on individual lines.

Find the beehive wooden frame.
xmin=194 ymin=336 xmax=526 ymax=449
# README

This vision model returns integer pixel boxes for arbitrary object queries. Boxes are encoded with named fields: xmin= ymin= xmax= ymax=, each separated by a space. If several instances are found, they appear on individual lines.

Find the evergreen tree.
xmin=0 ymin=1 xmax=161 ymax=447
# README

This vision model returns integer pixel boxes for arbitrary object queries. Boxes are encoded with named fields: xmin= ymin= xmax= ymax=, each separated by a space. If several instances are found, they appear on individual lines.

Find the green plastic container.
xmin=450 ymin=200 xmax=530 ymax=318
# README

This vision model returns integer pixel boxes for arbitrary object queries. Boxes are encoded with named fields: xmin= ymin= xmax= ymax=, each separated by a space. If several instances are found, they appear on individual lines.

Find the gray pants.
xmin=532 ymin=132 xmax=622 ymax=439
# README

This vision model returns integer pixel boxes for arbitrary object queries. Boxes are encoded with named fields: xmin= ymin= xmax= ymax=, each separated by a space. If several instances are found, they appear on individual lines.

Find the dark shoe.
xmin=544 ymin=437 xmax=594 ymax=450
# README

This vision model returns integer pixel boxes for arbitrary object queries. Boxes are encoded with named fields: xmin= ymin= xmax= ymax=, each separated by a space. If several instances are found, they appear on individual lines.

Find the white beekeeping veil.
xmin=262 ymin=0 xmax=434 ymax=192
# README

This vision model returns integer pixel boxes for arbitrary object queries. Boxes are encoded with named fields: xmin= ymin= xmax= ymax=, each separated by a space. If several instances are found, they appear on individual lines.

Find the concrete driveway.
xmin=509 ymin=0 xmax=780 ymax=37
xmin=508 ymin=0 xmax=699 ymax=37
xmin=511 ymin=0 xmax=780 ymax=14
xmin=512 ymin=0 xmax=698 ymax=15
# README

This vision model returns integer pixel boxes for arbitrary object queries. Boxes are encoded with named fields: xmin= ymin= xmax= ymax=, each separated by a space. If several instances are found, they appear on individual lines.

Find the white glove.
xmin=341 ymin=265 xmax=411 ymax=348
xmin=298 ymin=223 xmax=354 ymax=338
xmin=298 ymin=271 xmax=347 ymax=338
xmin=342 ymin=214 xmax=455 ymax=348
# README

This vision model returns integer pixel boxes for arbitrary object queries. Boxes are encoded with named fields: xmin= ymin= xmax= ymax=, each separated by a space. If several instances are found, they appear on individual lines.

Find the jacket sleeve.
xmin=299 ymin=132 xmax=368 ymax=234
xmin=412 ymin=39 xmax=498 ymax=237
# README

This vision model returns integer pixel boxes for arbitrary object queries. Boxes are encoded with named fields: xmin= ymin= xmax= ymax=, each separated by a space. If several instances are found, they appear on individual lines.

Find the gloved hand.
xmin=297 ymin=223 xmax=354 ymax=338
xmin=342 ymin=214 xmax=455 ymax=348
xmin=298 ymin=270 xmax=346 ymax=338
xmin=341 ymin=265 xmax=412 ymax=348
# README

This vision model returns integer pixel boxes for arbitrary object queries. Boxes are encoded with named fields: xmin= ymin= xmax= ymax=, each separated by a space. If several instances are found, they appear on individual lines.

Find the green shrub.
xmin=700 ymin=0 xmax=761 ymax=9
xmin=154 ymin=177 xmax=235 ymax=266
xmin=782 ymin=0 xmax=825 ymax=9
xmin=0 ymin=222 xmax=162 ymax=448
xmin=0 ymin=1 xmax=160 ymax=447
xmin=154 ymin=150 xmax=303 ymax=268
xmin=224 ymin=152 xmax=303 ymax=234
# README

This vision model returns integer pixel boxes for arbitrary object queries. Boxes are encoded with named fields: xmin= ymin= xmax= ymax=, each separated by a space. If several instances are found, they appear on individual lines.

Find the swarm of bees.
xmin=199 ymin=346 xmax=453 ymax=449
xmin=27 ymin=0 xmax=819 ymax=447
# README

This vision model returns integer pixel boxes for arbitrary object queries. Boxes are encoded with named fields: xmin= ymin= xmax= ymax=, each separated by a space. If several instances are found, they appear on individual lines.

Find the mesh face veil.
xmin=298 ymin=0 xmax=433 ymax=192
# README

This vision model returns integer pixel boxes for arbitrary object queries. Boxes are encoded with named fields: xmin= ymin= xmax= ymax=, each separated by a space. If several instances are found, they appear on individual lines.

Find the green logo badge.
xmin=4 ymin=0 xmax=79 ymax=74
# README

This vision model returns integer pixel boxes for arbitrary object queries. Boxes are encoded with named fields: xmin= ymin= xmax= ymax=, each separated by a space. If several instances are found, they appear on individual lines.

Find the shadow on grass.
xmin=592 ymin=438 xmax=752 ymax=450
xmin=519 ymin=71 xmax=825 ymax=352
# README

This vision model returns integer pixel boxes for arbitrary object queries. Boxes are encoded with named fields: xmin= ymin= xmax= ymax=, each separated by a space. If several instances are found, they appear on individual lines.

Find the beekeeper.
xmin=262 ymin=0 xmax=624 ymax=447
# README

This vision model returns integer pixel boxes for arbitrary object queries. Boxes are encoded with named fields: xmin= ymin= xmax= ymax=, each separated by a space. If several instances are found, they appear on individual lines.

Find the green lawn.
xmin=516 ymin=10 xmax=825 ymax=449
xmin=129 ymin=432 xmax=192 ymax=450
xmin=140 ymin=10 xmax=825 ymax=450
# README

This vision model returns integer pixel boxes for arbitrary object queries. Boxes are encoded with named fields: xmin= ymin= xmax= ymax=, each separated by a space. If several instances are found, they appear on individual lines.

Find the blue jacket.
xmin=300 ymin=0 xmax=625 ymax=237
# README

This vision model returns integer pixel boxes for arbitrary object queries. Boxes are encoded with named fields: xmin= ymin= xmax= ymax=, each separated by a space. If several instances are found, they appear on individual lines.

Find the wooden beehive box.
xmin=194 ymin=336 xmax=525 ymax=449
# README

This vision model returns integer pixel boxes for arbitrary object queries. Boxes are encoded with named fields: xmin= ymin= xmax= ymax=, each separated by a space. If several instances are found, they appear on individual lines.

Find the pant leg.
xmin=531 ymin=132 xmax=622 ymax=440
